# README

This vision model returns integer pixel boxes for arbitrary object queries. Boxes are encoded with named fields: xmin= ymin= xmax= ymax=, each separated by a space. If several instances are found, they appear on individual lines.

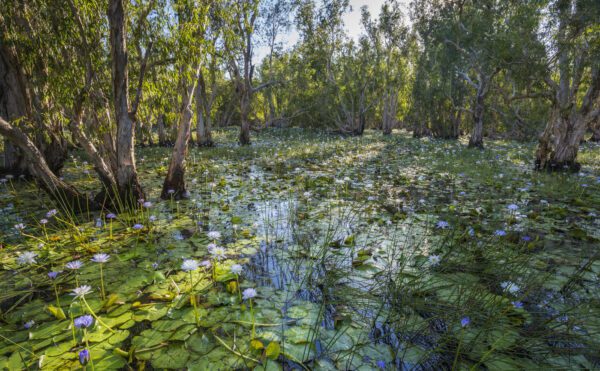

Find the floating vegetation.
xmin=1 ymin=129 xmax=599 ymax=369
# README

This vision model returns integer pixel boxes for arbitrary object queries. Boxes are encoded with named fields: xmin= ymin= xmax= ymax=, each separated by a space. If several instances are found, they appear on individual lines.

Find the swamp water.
xmin=0 ymin=129 xmax=599 ymax=370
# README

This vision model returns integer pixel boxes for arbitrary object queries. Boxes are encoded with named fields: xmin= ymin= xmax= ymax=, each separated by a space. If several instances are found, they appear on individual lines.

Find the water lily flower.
xmin=66 ymin=260 xmax=84 ymax=270
xmin=71 ymin=285 xmax=92 ymax=299
xmin=512 ymin=301 xmax=524 ymax=309
xmin=74 ymin=315 xmax=94 ymax=328
xmin=231 ymin=264 xmax=243 ymax=275
xmin=500 ymin=281 xmax=520 ymax=295
xmin=17 ymin=251 xmax=37 ymax=265
xmin=242 ymin=288 xmax=257 ymax=300
xmin=79 ymin=349 xmax=90 ymax=366
xmin=436 ymin=220 xmax=449 ymax=229
xmin=210 ymin=246 xmax=227 ymax=260
xmin=48 ymin=271 xmax=60 ymax=279
xmin=91 ymin=253 xmax=110 ymax=264
xmin=428 ymin=254 xmax=441 ymax=266
xmin=181 ymin=259 xmax=199 ymax=272
xmin=23 ymin=320 xmax=35 ymax=329
xmin=460 ymin=316 xmax=470 ymax=327
xmin=207 ymin=231 xmax=221 ymax=240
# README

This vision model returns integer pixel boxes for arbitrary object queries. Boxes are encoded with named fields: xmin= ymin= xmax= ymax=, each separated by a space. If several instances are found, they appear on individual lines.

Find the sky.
xmin=254 ymin=0 xmax=408 ymax=63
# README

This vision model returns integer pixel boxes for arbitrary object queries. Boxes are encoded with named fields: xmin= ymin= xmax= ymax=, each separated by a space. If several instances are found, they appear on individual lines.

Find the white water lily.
xmin=91 ymin=253 xmax=110 ymax=263
xmin=17 ymin=251 xmax=38 ymax=265
xmin=231 ymin=264 xmax=243 ymax=275
xmin=181 ymin=259 xmax=199 ymax=272
xmin=207 ymin=231 xmax=222 ymax=240
xmin=71 ymin=285 xmax=93 ymax=299
xmin=210 ymin=246 xmax=227 ymax=261
xmin=500 ymin=281 xmax=520 ymax=295
xmin=428 ymin=254 xmax=441 ymax=266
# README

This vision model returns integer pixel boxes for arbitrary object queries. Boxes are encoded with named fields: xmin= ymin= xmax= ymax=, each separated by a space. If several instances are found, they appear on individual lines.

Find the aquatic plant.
xmin=90 ymin=253 xmax=110 ymax=300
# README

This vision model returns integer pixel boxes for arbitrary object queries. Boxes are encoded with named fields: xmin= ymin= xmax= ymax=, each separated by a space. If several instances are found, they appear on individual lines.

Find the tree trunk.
xmin=266 ymin=88 xmax=276 ymax=127
xmin=382 ymin=89 xmax=397 ymax=135
xmin=468 ymin=104 xmax=484 ymax=149
xmin=589 ymin=118 xmax=600 ymax=142
xmin=0 ymin=41 xmax=68 ymax=176
xmin=196 ymin=111 xmax=213 ymax=146
xmin=108 ymin=0 xmax=144 ymax=206
xmin=195 ymin=72 xmax=213 ymax=146
xmin=535 ymin=108 xmax=587 ymax=172
xmin=162 ymin=66 xmax=199 ymax=199
xmin=136 ymin=120 xmax=145 ymax=147
xmin=0 ymin=117 xmax=96 ymax=210
xmin=534 ymin=2 xmax=600 ymax=172
xmin=157 ymin=114 xmax=167 ymax=146
xmin=468 ymin=78 xmax=487 ymax=149
xmin=239 ymin=90 xmax=251 ymax=145
xmin=2 ymin=140 xmax=26 ymax=174
xmin=70 ymin=118 xmax=117 ymax=193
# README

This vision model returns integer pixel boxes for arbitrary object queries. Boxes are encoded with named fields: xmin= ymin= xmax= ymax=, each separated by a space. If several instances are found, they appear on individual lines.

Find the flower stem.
xmin=99 ymin=265 xmax=106 ymax=300
xmin=249 ymin=298 xmax=255 ymax=339
xmin=236 ymin=276 xmax=242 ymax=302
xmin=189 ymin=271 xmax=200 ymax=326
xmin=81 ymin=297 xmax=115 ymax=333
xmin=70 ymin=312 xmax=77 ymax=345
xmin=53 ymin=283 xmax=61 ymax=307
xmin=452 ymin=329 xmax=464 ymax=370
xmin=83 ymin=329 xmax=95 ymax=371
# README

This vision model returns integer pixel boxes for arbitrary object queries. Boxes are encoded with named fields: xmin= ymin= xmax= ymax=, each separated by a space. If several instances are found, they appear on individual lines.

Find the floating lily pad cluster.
xmin=0 ymin=129 xmax=599 ymax=369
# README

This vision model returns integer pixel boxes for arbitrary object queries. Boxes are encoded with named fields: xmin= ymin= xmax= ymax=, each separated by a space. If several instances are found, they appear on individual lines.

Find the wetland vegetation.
xmin=1 ymin=0 xmax=599 ymax=369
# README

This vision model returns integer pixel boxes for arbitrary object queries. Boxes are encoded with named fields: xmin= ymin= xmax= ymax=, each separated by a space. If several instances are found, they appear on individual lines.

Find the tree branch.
xmin=252 ymin=80 xmax=280 ymax=93
xmin=130 ymin=41 xmax=153 ymax=118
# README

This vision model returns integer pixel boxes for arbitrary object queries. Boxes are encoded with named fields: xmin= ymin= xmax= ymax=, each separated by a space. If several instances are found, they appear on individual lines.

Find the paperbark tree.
xmin=108 ymin=0 xmax=145 ymax=205
xmin=465 ymin=69 xmax=499 ymax=149
xmin=590 ymin=117 xmax=600 ymax=142
xmin=161 ymin=1 xmax=209 ymax=199
xmin=535 ymin=0 xmax=600 ymax=171
xmin=225 ymin=0 xmax=262 ymax=145
xmin=0 ymin=117 xmax=96 ymax=210
xmin=0 ymin=13 xmax=68 ymax=176
xmin=196 ymin=67 xmax=217 ymax=146
xmin=162 ymin=65 xmax=200 ymax=199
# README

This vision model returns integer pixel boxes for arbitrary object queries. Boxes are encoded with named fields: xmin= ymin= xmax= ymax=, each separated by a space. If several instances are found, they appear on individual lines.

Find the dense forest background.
xmin=0 ymin=0 xmax=599 ymax=209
